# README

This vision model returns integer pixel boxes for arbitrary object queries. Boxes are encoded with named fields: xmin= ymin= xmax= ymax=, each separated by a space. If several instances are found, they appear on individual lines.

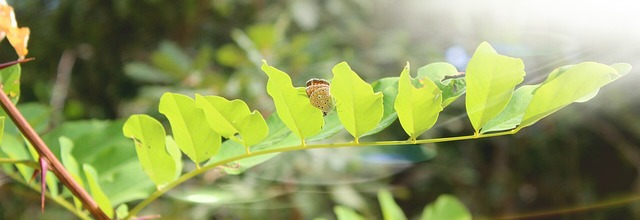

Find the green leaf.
xmin=394 ymin=63 xmax=443 ymax=140
xmin=377 ymin=190 xmax=407 ymax=220
xmin=45 ymin=120 xmax=155 ymax=205
xmin=421 ymin=195 xmax=471 ymax=220
xmin=83 ymin=164 xmax=114 ymax=219
xmin=196 ymin=95 xmax=268 ymax=150
xmin=417 ymin=62 xmax=465 ymax=107
xmin=115 ymin=204 xmax=129 ymax=220
xmin=334 ymin=205 xmax=366 ymax=220
xmin=481 ymin=85 xmax=538 ymax=133
xmin=307 ymin=112 xmax=344 ymax=142
xmin=159 ymin=93 xmax=221 ymax=164
xmin=59 ymin=136 xmax=85 ymax=211
xmin=205 ymin=114 xmax=298 ymax=175
xmin=362 ymin=77 xmax=399 ymax=137
xmin=165 ymin=136 xmax=183 ymax=180
xmin=124 ymin=62 xmax=175 ymax=84
xmin=465 ymin=42 xmax=525 ymax=134
xmin=330 ymin=62 xmax=384 ymax=142
xmin=151 ymin=41 xmax=191 ymax=77
xmin=122 ymin=115 xmax=178 ymax=188
xmin=0 ymin=135 xmax=33 ymax=180
xmin=262 ymin=60 xmax=323 ymax=144
xmin=0 ymin=117 xmax=4 ymax=144
xmin=520 ymin=62 xmax=623 ymax=128
xmin=0 ymin=64 xmax=21 ymax=103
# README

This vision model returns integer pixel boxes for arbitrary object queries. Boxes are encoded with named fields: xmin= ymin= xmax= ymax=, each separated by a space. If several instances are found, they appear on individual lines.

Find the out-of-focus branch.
xmin=50 ymin=49 xmax=76 ymax=127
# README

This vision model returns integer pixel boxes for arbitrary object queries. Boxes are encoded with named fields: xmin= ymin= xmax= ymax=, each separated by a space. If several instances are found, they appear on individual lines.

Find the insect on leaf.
xmin=261 ymin=60 xmax=323 ymax=145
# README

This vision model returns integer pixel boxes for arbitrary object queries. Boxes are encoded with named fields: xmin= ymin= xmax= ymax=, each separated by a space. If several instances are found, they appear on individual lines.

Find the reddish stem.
xmin=0 ymin=59 xmax=110 ymax=219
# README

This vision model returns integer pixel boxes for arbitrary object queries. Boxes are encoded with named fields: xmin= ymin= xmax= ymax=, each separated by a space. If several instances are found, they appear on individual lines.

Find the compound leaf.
xmin=330 ymin=62 xmax=383 ymax=142
xmin=465 ymin=42 xmax=525 ymax=134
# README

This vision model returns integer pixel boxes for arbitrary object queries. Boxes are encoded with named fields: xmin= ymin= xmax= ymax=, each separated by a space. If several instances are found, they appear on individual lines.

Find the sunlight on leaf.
xmin=417 ymin=62 xmax=465 ymax=108
xmin=362 ymin=77 xmax=399 ymax=137
xmin=481 ymin=85 xmax=538 ymax=133
xmin=520 ymin=62 xmax=626 ymax=129
xmin=196 ymin=95 xmax=268 ymax=152
xmin=331 ymin=62 xmax=384 ymax=142
xmin=378 ymin=190 xmax=407 ymax=220
xmin=83 ymin=164 xmax=113 ymax=219
xmin=421 ymin=195 xmax=471 ymax=220
xmin=262 ymin=60 xmax=323 ymax=145
xmin=122 ymin=115 xmax=178 ymax=188
xmin=395 ymin=63 xmax=443 ymax=140
xmin=165 ymin=136 xmax=183 ymax=180
xmin=159 ymin=93 xmax=221 ymax=164
xmin=466 ymin=42 xmax=525 ymax=134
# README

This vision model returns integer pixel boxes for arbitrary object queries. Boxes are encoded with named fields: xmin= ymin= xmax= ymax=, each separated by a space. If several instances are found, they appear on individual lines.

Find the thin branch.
xmin=124 ymin=129 xmax=518 ymax=219
xmin=4 ymin=171 xmax=91 ymax=220
xmin=50 ymin=49 xmax=76 ymax=127
xmin=0 ymin=158 xmax=39 ymax=168
xmin=0 ymin=82 xmax=109 ymax=219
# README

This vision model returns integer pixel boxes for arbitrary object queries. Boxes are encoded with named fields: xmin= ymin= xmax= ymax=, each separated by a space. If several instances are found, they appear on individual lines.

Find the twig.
xmin=0 ymin=60 xmax=110 ymax=219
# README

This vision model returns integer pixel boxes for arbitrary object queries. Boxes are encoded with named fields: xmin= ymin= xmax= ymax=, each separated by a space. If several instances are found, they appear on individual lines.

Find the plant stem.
xmin=0 ymin=158 xmax=39 ymax=168
xmin=5 ymin=171 xmax=91 ymax=220
xmin=0 ymin=85 xmax=110 ymax=219
xmin=125 ymin=129 xmax=517 ymax=219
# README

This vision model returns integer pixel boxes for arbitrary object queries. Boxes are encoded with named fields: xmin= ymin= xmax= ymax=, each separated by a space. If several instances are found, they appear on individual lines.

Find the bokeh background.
xmin=1 ymin=0 xmax=640 ymax=219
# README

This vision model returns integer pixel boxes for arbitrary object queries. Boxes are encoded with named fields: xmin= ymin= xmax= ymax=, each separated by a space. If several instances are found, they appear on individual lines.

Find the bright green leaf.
xmin=115 ymin=204 xmax=129 ymax=220
xmin=59 ymin=136 xmax=85 ymax=211
xmin=262 ymin=60 xmax=323 ymax=144
xmin=331 ymin=62 xmax=384 ymax=142
xmin=417 ymin=62 xmax=465 ymax=107
xmin=378 ymin=190 xmax=407 ymax=220
xmin=334 ymin=206 xmax=366 ymax=220
xmin=421 ymin=195 xmax=471 ymax=220
xmin=362 ymin=77 xmax=399 ymax=137
xmin=481 ymin=85 xmax=538 ymax=133
xmin=122 ymin=114 xmax=178 ymax=188
xmin=465 ymin=42 xmax=525 ymax=134
xmin=520 ymin=62 xmax=622 ymax=128
xmin=196 ymin=95 xmax=268 ymax=150
xmin=395 ymin=63 xmax=443 ymax=140
xmin=165 ymin=136 xmax=183 ymax=180
xmin=83 ymin=164 xmax=114 ymax=219
xmin=159 ymin=93 xmax=221 ymax=164
xmin=0 ymin=64 xmax=21 ymax=103
xmin=206 ymin=114 xmax=298 ymax=175
xmin=308 ymin=112 xmax=344 ymax=142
